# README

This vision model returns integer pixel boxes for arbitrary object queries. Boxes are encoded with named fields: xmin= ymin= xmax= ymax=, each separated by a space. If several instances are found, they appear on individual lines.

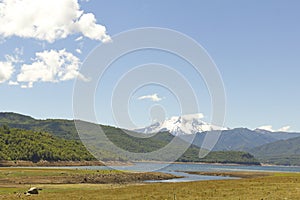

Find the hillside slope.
xmin=250 ymin=136 xmax=300 ymax=165
xmin=0 ymin=125 xmax=95 ymax=162
xmin=2 ymin=113 xmax=299 ymax=152
xmin=0 ymin=113 xmax=260 ymax=164
xmin=180 ymin=128 xmax=300 ymax=152
xmin=0 ymin=112 xmax=79 ymax=140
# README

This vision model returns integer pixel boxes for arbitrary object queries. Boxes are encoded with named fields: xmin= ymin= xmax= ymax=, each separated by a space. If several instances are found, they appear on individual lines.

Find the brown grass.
xmin=0 ymin=168 xmax=300 ymax=199
xmin=186 ymin=171 xmax=272 ymax=178
xmin=0 ymin=168 xmax=177 ymax=185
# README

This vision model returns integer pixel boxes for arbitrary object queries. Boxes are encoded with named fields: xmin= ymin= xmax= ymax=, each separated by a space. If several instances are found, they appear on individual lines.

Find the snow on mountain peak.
xmin=134 ymin=113 xmax=228 ymax=136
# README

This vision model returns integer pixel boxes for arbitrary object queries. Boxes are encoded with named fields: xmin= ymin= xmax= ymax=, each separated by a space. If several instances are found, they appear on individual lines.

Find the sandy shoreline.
xmin=1 ymin=160 xmax=299 ymax=168
xmin=133 ymin=160 xmax=261 ymax=166
xmin=184 ymin=171 xmax=273 ymax=178
xmin=0 ymin=160 xmax=133 ymax=167
xmin=0 ymin=167 xmax=180 ymax=185
xmin=0 ymin=160 xmax=256 ymax=167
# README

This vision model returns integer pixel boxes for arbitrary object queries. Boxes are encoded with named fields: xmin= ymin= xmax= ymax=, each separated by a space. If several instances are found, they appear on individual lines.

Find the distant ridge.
xmin=1 ymin=112 xmax=300 ymax=165
xmin=0 ymin=112 xmax=261 ymax=165
xmin=0 ymin=112 xmax=78 ymax=140
xmin=250 ymin=136 xmax=300 ymax=165
xmin=0 ymin=112 xmax=36 ymax=123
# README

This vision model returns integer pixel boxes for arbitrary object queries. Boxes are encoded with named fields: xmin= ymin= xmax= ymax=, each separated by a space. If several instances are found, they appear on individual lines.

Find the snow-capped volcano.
xmin=134 ymin=113 xmax=228 ymax=136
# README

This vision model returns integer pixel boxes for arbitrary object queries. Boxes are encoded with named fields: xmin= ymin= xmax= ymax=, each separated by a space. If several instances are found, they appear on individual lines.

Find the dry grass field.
xmin=0 ymin=168 xmax=299 ymax=200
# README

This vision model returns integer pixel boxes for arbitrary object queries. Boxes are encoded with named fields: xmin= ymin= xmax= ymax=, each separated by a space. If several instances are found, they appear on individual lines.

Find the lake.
xmin=55 ymin=162 xmax=300 ymax=183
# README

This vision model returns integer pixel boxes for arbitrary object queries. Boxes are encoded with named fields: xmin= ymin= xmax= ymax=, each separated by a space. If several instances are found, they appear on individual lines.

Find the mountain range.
xmin=135 ymin=114 xmax=300 ymax=165
xmin=0 ymin=112 xmax=260 ymax=165
xmin=1 ymin=112 xmax=300 ymax=165
xmin=136 ymin=114 xmax=300 ymax=151
xmin=249 ymin=136 xmax=300 ymax=165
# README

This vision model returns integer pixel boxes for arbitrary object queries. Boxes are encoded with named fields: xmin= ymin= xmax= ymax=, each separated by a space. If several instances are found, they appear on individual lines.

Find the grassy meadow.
xmin=0 ymin=168 xmax=299 ymax=199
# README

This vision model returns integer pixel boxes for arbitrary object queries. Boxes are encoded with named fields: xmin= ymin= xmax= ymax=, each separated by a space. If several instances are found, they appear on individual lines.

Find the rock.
xmin=24 ymin=187 xmax=42 ymax=195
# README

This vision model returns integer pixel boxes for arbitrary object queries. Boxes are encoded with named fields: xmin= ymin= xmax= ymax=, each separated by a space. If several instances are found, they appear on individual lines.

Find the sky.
xmin=0 ymin=0 xmax=300 ymax=132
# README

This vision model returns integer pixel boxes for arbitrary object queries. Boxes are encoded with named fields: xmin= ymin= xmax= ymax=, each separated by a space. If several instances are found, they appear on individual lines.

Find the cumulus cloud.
xmin=21 ymin=82 xmax=33 ymax=89
xmin=257 ymin=125 xmax=274 ymax=132
xmin=0 ymin=61 xmax=14 ymax=83
xmin=0 ymin=48 xmax=23 ymax=83
xmin=181 ymin=113 xmax=204 ymax=120
xmin=278 ymin=126 xmax=291 ymax=132
xmin=74 ymin=13 xmax=111 ymax=43
xmin=0 ymin=0 xmax=111 ymax=43
xmin=138 ymin=93 xmax=163 ymax=102
xmin=257 ymin=125 xmax=291 ymax=132
xmin=8 ymin=81 xmax=18 ymax=85
xmin=17 ymin=49 xmax=88 ymax=87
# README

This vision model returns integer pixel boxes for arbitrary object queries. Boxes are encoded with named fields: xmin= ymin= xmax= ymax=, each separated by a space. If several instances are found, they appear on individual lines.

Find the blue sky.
xmin=0 ymin=0 xmax=300 ymax=131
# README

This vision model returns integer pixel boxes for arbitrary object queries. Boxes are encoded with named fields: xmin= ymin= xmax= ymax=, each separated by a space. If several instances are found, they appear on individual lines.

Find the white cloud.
xmin=181 ymin=113 xmax=204 ymax=120
xmin=278 ymin=126 xmax=291 ymax=132
xmin=0 ymin=61 xmax=14 ymax=83
xmin=8 ymin=81 xmax=18 ymax=85
xmin=76 ymin=49 xmax=82 ymax=54
xmin=75 ymin=36 xmax=83 ymax=41
xmin=138 ymin=93 xmax=163 ymax=102
xmin=0 ymin=48 xmax=23 ymax=83
xmin=0 ymin=0 xmax=111 ymax=43
xmin=257 ymin=125 xmax=274 ymax=132
xmin=5 ymin=48 xmax=23 ymax=64
xmin=257 ymin=125 xmax=291 ymax=132
xmin=21 ymin=82 xmax=33 ymax=89
xmin=74 ymin=13 xmax=111 ymax=43
xmin=17 ymin=49 xmax=88 ymax=87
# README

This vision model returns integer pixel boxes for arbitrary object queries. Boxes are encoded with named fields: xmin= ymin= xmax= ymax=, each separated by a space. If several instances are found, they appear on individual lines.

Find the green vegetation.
xmin=0 ymin=168 xmax=113 ymax=179
xmin=0 ymin=112 xmax=79 ymax=140
xmin=101 ymin=127 xmax=173 ymax=153
xmin=0 ymin=168 xmax=300 ymax=199
xmin=257 ymin=155 xmax=300 ymax=166
xmin=92 ymin=127 xmax=260 ymax=164
xmin=0 ymin=168 xmax=177 ymax=192
xmin=0 ymin=125 xmax=95 ymax=162
xmin=250 ymin=136 xmax=300 ymax=165
xmin=0 ymin=112 xmax=260 ymax=164
xmin=179 ymin=150 xmax=260 ymax=165
xmin=0 ymin=124 xmax=260 ymax=164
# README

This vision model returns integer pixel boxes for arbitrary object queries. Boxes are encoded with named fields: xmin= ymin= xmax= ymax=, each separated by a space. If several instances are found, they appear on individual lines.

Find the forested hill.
xmin=0 ymin=112 xmax=80 ymax=140
xmin=0 ymin=124 xmax=260 ymax=165
xmin=0 ymin=113 xmax=260 ymax=165
xmin=250 ymin=136 xmax=300 ymax=166
xmin=0 ymin=125 xmax=95 ymax=162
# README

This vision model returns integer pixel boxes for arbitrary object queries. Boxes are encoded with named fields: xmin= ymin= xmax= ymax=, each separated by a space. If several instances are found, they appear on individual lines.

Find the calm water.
xmin=144 ymin=171 xmax=237 ymax=183
xmin=54 ymin=162 xmax=300 ymax=183
xmin=65 ymin=162 xmax=300 ymax=172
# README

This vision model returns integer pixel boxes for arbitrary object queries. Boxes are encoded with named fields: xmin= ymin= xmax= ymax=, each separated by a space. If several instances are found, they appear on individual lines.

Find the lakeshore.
xmin=0 ymin=160 xmax=135 ymax=167
xmin=0 ymin=167 xmax=299 ymax=199
xmin=3 ymin=159 xmax=300 ymax=168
